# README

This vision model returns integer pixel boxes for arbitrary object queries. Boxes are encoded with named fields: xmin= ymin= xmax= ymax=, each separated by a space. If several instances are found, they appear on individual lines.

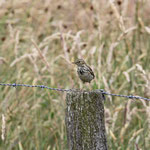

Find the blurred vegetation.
xmin=0 ymin=0 xmax=150 ymax=149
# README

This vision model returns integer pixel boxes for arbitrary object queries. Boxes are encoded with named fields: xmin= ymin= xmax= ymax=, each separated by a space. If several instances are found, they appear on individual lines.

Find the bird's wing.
xmin=84 ymin=65 xmax=95 ymax=78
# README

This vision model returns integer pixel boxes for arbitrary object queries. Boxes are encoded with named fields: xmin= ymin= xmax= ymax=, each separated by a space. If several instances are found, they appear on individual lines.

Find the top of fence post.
xmin=65 ymin=90 xmax=108 ymax=150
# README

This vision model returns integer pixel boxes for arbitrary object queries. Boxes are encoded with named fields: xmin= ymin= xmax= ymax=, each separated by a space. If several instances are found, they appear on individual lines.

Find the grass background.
xmin=0 ymin=0 xmax=150 ymax=149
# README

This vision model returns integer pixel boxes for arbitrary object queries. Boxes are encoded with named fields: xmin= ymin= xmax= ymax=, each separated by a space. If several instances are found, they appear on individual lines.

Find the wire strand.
xmin=0 ymin=83 xmax=150 ymax=101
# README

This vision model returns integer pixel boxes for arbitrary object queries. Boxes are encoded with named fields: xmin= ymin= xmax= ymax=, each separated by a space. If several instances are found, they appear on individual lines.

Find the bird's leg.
xmin=87 ymin=82 xmax=92 ymax=91
xmin=88 ymin=82 xmax=93 ymax=91
xmin=81 ymin=82 xmax=91 ymax=91
xmin=79 ymin=82 xmax=88 ymax=91
xmin=79 ymin=81 xmax=83 ymax=91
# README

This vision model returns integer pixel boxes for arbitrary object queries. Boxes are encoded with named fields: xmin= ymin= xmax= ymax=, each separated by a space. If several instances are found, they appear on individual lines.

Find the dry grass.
xmin=0 ymin=0 xmax=150 ymax=149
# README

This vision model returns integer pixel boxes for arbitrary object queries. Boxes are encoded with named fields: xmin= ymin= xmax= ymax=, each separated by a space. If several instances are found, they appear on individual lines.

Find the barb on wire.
xmin=0 ymin=83 xmax=71 ymax=92
xmin=99 ymin=89 xmax=150 ymax=101
xmin=0 ymin=83 xmax=150 ymax=101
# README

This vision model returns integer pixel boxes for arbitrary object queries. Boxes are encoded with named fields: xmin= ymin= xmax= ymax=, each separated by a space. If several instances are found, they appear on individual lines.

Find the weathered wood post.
xmin=65 ymin=90 xmax=108 ymax=150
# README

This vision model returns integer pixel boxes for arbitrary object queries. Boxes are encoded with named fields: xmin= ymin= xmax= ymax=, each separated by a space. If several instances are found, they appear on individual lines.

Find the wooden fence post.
xmin=65 ymin=90 xmax=108 ymax=150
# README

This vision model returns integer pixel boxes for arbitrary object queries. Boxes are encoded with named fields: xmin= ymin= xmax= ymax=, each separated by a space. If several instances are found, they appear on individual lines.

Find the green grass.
xmin=0 ymin=0 xmax=150 ymax=149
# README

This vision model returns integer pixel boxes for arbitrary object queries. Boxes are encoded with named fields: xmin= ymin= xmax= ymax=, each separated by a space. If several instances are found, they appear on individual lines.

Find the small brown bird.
xmin=73 ymin=59 xmax=95 ymax=83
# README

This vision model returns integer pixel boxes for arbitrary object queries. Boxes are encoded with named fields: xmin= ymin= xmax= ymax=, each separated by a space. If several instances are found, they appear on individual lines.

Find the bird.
xmin=73 ymin=59 xmax=95 ymax=83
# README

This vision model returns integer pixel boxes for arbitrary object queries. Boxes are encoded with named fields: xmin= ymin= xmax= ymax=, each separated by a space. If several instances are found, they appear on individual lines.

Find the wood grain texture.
xmin=65 ymin=90 xmax=108 ymax=150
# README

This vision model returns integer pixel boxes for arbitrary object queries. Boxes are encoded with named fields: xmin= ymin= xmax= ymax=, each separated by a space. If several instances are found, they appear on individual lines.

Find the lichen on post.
xmin=65 ymin=90 xmax=108 ymax=150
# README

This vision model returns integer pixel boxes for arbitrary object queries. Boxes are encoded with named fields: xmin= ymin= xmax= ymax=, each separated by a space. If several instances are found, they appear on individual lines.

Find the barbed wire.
xmin=0 ymin=83 xmax=150 ymax=101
